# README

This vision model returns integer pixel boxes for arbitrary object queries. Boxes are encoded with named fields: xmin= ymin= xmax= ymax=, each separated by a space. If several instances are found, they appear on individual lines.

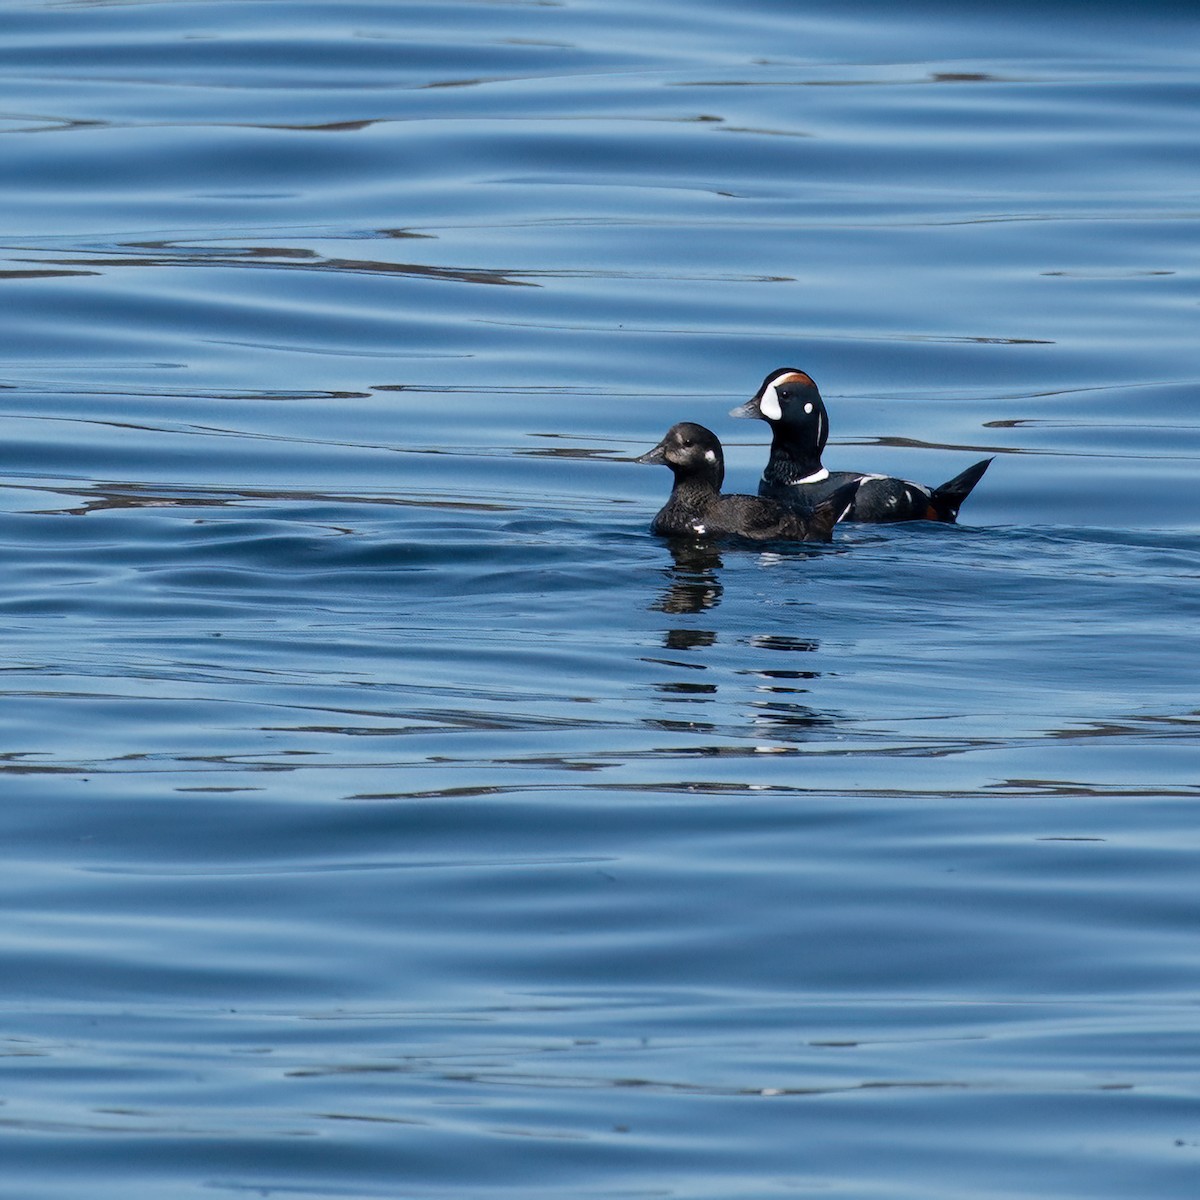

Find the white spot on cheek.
xmin=804 ymin=402 xmax=814 ymax=414
xmin=691 ymin=523 xmax=707 ymax=534
xmin=704 ymin=449 xmax=717 ymax=462
xmin=759 ymin=384 xmax=782 ymax=422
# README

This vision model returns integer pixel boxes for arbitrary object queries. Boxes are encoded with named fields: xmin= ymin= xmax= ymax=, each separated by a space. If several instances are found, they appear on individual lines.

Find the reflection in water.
xmin=643 ymin=628 xmax=716 ymax=687
xmin=664 ymin=629 xmax=716 ymax=652
xmin=644 ymin=542 xmax=722 ymax=729
xmin=36 ymin=240 xmax=540 ymax=288
xmin=653 ymin=629 xmax=718 ymax=700
xmin=748 ymin=634 xmax=818 ymax=653
xmin=747 ymin=697 xmax=833 ymax=730
xmin=740 ymin=636 xmax=820 ymax=692
xmin=641 ymin=541 xmax=839 ymax=738
xmin=652 ymin=539 xmax=724 ymax=615
xmin=742 ymin=633 xmax=820 ymax=701
xmin=654 ymin=680 xmax=719 ymax=700
xmin=743 ymin=631 xmax=831 ymax=730
xmin=17 ymin=481 xmax=515 ymax=517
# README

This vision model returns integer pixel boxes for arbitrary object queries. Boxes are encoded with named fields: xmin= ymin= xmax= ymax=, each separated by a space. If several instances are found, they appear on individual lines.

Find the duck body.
xmin=732 ymin=368 xmax=992 ymax=524
xmin=637 ymin=422 xmax=858 ymax=542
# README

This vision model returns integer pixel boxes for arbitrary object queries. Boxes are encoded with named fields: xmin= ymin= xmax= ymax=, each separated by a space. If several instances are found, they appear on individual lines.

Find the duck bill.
xmin=634 ymin=442 xmax=668 ymax=465
xmin=728 ymin=398 xmax=761 ymax=420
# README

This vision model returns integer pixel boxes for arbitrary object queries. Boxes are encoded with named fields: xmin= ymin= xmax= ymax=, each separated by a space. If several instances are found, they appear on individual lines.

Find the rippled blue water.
xmin=2 ymin=2 xmax=1198 ymax=1197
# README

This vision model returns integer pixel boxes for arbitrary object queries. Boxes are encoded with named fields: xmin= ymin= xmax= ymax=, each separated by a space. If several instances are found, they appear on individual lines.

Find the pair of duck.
xmin=637 ymin=368 xmax=993 ymax=542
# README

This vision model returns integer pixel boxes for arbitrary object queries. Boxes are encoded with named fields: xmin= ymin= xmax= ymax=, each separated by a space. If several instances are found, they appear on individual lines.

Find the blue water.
xmin=2 ymin=2 xmax=1198 ymax=1197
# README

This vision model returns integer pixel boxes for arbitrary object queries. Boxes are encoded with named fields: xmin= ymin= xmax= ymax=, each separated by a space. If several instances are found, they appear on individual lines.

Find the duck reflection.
xmin=642 ymin=543 xmax=722 ymax=723
xmin=652 ymin=626 xmax=719 ymax=702
xmin=652 ymin=538 xmax=724 ymax=615
xmin=643 ymin=543 xmax=838 ymax=739
xmin=740 ymin=633 xmax=831 ymax=731
xmin=665 ymin=628 xmax=716 ymax=652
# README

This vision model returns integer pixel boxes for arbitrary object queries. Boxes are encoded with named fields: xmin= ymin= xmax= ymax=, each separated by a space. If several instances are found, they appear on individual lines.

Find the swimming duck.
xmin=731 ymin=368 xmax=992 ymax=523
xmin=637 ymin=421 xmax=859 ymax=541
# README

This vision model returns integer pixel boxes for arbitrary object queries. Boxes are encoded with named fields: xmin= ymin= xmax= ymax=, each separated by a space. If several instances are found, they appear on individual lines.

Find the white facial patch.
xmin=704 ymin=449 xmax=717 ymax=462
xmin=759 ymin=370 xmax=809 ymax=422
xmin=759 ymin=383 xmax=782 ymax=422
xmin=804 ymin=402 xmax=814 ymax=414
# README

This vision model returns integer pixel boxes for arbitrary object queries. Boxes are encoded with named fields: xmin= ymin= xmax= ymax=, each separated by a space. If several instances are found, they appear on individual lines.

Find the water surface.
xmin=1 ymin=2 xmax=1198 ymax=1197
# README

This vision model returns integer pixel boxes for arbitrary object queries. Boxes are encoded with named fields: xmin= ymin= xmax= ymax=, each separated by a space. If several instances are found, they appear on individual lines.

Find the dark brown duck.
xmin=637 ymin=421 xmax=858 ymax=541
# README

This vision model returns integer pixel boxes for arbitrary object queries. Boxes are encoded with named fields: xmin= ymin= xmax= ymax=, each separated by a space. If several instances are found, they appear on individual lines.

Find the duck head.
xmin=636 ymin=422 xmax=725 ymax=490
xmin=730 ymin=368 xmax=829 ymax=457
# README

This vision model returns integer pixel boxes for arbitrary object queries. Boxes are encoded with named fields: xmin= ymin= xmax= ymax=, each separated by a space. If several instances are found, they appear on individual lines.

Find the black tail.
xmin=807 ymin=478 xmax=861 ymax=540
xmin=929 ymin=457 xmax=993 ymax=523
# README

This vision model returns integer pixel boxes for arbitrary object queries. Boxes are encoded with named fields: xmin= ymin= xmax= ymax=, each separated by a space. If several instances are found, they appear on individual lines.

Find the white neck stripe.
xmin=789 ymin=468 xmax=829 ymax=484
